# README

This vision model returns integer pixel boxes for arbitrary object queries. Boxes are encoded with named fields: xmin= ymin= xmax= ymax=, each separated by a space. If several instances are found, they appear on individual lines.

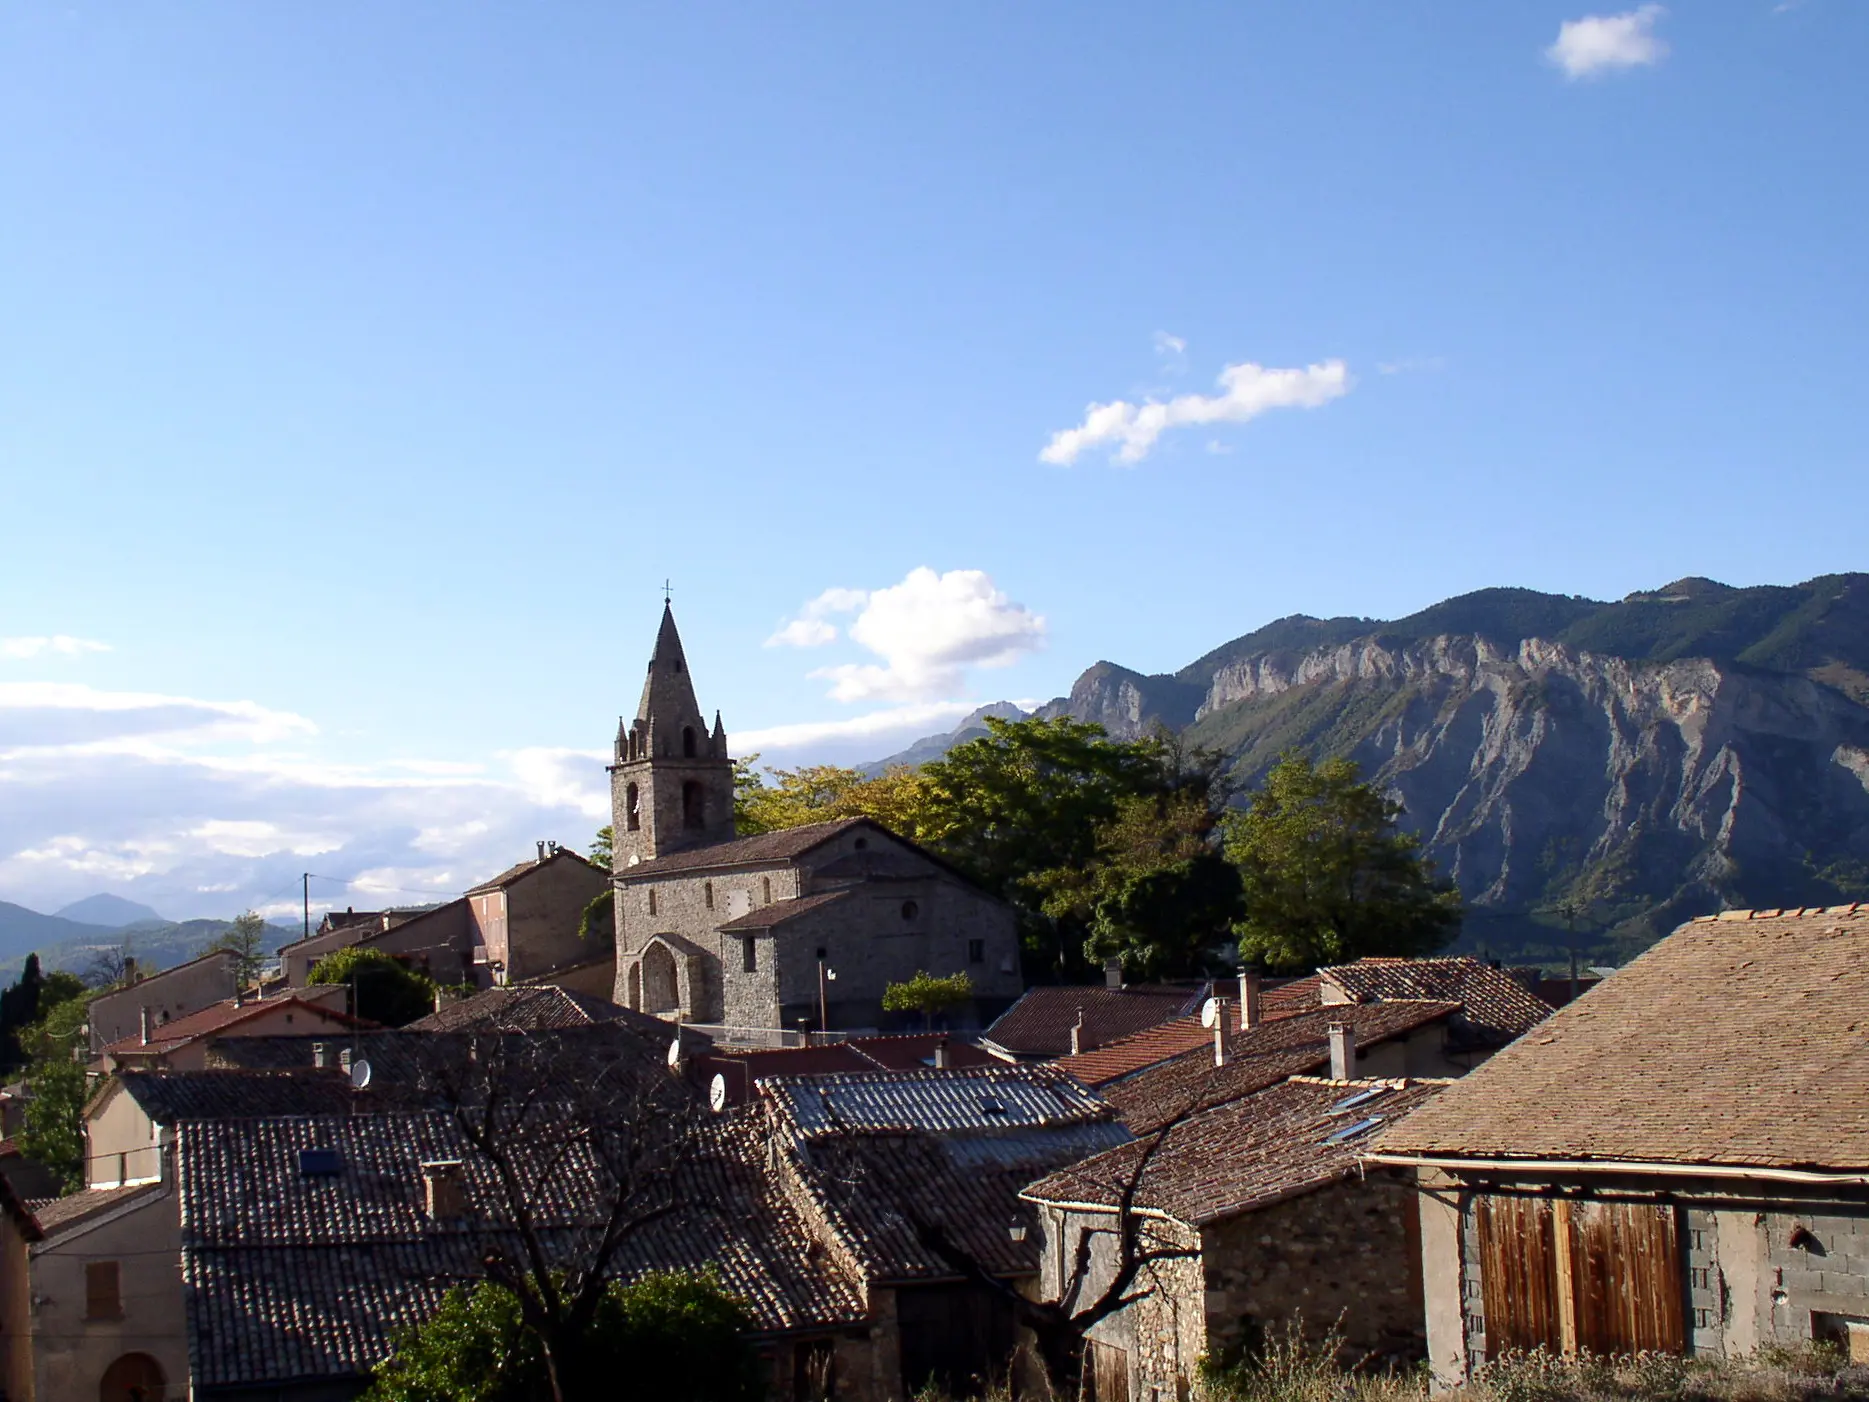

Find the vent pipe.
xmin=536 ymin=840 xmax=547 ymax=863
xmin=933 ymin=1037 xmax=950 ymax=1070
xmin=1328 ymin=1022 xmax=1356 ymax=1081
xmin=1238 ymin=969 xmax=1261 ymax=1032
xmin=1068 ymin=1008 xmax=1086 ymax=1057
xmin=1102 ymin=958 xmax=1123 ymax=990
xmin=139 ymin=1006 xmax=151 ymax=1046
xmin=312 ymin=1042 xmax=329 ymax=1069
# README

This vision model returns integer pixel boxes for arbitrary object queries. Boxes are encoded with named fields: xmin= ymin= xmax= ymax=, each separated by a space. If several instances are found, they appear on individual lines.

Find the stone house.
xmin=1022 ymin=1075 xmax=1448 ymax=1401
xmin=981 ymin=977 xmax=1211 ymax=1062
xmin=758 ymin=1064 xmax=1130 ymax=1399
xmin=466 ymin=842 xmax=611 ymax=985
xmin=608 ymin=606 xmax=1022 ymax=1033
xmin=1369 ymin=904 xmax=1869 ymax=1386
xmin=87 ymin=948 xmax=241 ymax=1055
xmin=98 ymin=992 xmax=364 ymax=1072
xmin=277 ymin=899 xmax=476 ymax=989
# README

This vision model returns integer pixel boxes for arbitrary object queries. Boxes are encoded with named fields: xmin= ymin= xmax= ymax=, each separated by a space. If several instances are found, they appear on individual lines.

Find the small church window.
xmin=705 ymin=881 xmax=715 ymax=910
xmin=625 ymin=783 xmax=641 ymax=832
xmin=742 ymin=936 xmax=757 ymax=973
xmin=682 ymin=781 xmax=705 ymax=830
xmin=683 ymin=726 xmax=697 ymax=758
xmin=762 ymin=876 xmax=772 ymax=904
xmin=647 ymin=888 xmax=658 ymax=917
xmin=900 ymin=900 xmax=919 ymax=922
xmin=968 ymin=939 xmax=985 ymax=964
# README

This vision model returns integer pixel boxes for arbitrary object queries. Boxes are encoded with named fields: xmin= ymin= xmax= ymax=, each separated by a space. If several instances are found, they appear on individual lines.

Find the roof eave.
xmin=1366 ymin=1151 xmax=1869 ymax=1187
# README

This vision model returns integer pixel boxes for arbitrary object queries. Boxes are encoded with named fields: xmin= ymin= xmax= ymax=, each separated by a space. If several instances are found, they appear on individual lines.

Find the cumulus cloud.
xmin=0 ymin=677 xmax=609 ymax=921
xmin=787 ymin=568 xmax=1045 ymax=704
xmin=1154 ymin=332 xmax=1187 ymax=358
xmin=0 ymin=635 xmax=111 ymax=660
xmin=1040 ymin=359 xmax=1351 ymax=466
xmin=765 ymin=586 xmax=870 ymax=649
xmin=1547 ymin=6 xmax=1669 ymax=78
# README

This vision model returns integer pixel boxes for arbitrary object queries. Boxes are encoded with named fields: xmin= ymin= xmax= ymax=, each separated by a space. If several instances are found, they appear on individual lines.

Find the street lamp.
xmin=817 ymin=956 xmax=837 ymax=1037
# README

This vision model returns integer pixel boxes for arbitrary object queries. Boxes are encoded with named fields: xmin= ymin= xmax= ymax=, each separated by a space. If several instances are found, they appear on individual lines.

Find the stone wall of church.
xmin=615 ymin=864 xmax=803 ymax=1021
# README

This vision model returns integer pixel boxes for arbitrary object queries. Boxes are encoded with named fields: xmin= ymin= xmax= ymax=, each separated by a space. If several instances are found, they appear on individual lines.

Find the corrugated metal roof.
xmin=764 ymin=1064 xmax=1109 ymax=1137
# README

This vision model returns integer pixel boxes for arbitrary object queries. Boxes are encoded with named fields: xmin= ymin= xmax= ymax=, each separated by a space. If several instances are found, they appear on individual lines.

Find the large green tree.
xmin=206 ymin=909 xmax=269 ymax=986
xmin=1224 ymin=752 xmax=1462 ymax=971
xmin=308 ymin=946 xmax=435 ymax=1027
xmin=17 ymin=973 xmax=92 ymax=1191
xmin=365 ymin=1273 xmax=761 ymax=1402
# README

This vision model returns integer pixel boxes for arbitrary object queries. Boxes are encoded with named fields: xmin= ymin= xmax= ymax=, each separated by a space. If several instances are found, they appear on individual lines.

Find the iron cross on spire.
xmin=662 ymin=579 xmax=673 ymax=605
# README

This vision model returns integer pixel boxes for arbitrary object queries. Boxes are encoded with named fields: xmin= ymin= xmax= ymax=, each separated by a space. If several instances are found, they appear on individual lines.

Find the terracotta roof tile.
xmin=119 ymin=1069 xmax=361 ymax=1122
xmin=31 ymin=1182 xmax=163 ymax=1235
xmin=981 ymin=984 xmax=1207 ymax=1059
xmin=1023 ymin=1077 xmax=1447 ymax=1225
xmin=404 ymin=986 xmax=652 ymax=1033
xmin=102 ymin=995 xmax=371 ymax=1059
xmin=1374 ymin=906 xmax=1869 ymax=1171
xmin=715 ymin=889 xmax=853 ymax=931
xmin=1319 ymin=957 xmax=1552 ymax=1047
xmin=618 ymin=819 xmax=870 ymax=878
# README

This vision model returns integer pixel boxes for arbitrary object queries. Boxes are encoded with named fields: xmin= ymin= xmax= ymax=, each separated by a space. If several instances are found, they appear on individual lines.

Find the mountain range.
xmin=0 ymin=899 xmax=303 ymax=983
xmin=873 ymin=573 xmax=1869 ymax=964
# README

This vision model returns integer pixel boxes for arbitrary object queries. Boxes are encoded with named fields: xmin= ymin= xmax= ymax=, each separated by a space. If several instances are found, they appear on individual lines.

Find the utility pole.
xmin=817 ymin=956 xmax=835 ymax=1039
xmin=303 ymin=873 xmax=311 ymax=942
xmin=1565 ymin=901 xmax=1581 ymax=1005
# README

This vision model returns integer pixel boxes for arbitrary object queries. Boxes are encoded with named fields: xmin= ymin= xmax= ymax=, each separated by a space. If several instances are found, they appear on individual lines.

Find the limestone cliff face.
xmin=1184 ymin=634 xmax=1869 ymax=938
xmin=1032 ymin=662 xmax=1205 ymax=741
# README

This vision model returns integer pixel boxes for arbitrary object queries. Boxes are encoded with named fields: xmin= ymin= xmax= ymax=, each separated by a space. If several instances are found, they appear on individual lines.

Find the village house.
xmin=87 ymin=948 xmax=241 ymax=1054
xmin=98 ymin=991 xmax=365 ymax=1072
xmin=980 ymin=971 xmax=1212 ymax=1062
xmin=276 ymin=899 xmax=474 ymax=988
xmin=1022 ymin=1074 xmax=1449 ymax=1402
xmin=608 ymin=606 xmax=1023 ymax=1034
xmin=1369 ymin=905 xmax=1869 ymax=1387
xmin=758 ymin=1063 xmax=1130 ymax=1397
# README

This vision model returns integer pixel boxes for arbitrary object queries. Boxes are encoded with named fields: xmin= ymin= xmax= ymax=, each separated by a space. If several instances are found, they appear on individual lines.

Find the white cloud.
xmin=1040 ymin=359 xmax=1352 ymax=466
xmin=1547 ymin=6 xmax=1669 ymax=78
xmin=1153 ymin=332 xmax=1188 ymax=369
xmin=504 ymin=746 xmax=612 ymax=818
xmin=795 ymin=568 xmax=1045 ymax=703
xmin=736 ymin=700 xmax=986 ymax=753
xmin=765 ymin=586 xmax=870 ymax=648
xmin=0 ymin=635 xmax=111 ymax=660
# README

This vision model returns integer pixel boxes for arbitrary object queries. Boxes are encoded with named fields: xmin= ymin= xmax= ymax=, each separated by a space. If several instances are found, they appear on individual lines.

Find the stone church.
xmin=609 ymin=605 xmax=1024 ymax=1034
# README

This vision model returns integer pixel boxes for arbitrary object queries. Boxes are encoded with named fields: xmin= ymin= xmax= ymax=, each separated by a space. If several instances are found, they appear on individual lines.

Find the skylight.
xmin=1328 ymin=1086 xmax=1393 ymax=1115
xmin=298 ymin=1147 xmax=343 ymax=1177
xmin=1324 ymin=1116 xmax=1386 ymax=1145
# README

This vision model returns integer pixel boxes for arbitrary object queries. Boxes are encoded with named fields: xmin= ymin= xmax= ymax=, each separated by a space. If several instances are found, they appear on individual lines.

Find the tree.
xmin=407 ymin=1028 xmax=707 ymax=1402
xmin=308 ymin=946 xmax=435 ymax=1027
xmin=1224 ymin=751 xmax=1462 ymax=971
xmin=83 ymin=940 xmax=135 ymax=990
xmin=588 ymin=827 xmax=613 ymax=871
xmin=880 ymin=970 xmax=973 ymax=1029
xmin=365 ymin=1273 xmax=760 ymax=1402
xmin=207 ymin=910 xmax=269 ymax=987
xmin=730 ymin=756 xmax=930 ymax=838
xmin=17 ymin=977 xmax=92 ymax=1191
xmin=0 ymin=953 xmax=48 ymax=1076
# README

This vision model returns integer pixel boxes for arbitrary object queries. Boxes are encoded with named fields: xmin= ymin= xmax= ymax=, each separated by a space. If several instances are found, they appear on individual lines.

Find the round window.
xmin=901 ymin=900 xmax=919 ymax=922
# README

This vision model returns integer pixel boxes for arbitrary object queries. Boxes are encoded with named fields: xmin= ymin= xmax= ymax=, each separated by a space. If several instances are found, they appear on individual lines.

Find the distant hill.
xmin=863 ymin=573 xmax=1869 ymax=967
xmin=54 ymin=893 xmax=167 ymax=928
xmin=0 ymin=904 xmax=303 ymax=984
xmin=862 ymin=701 xmax=1028 ymax=774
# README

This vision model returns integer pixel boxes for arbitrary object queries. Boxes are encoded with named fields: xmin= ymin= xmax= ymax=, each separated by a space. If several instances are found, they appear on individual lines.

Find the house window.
xmin=762 ymin=876 xmax=772 ymax=904
xmin=743 ymin=937 xmax=757 ymax=973
xmin=625 ymin=782 xmax=641 ymax=832
xmin=968 ymin=939 xmax=985 ymax=964
xmin=705 ymin=881 xmax=715 ymax=910
xmin=901 ymin=900 xmax=919 ymax=922
xmin=86 ymin=1260 xmax=123 ymax=1320
xmin=647 ymin=888 xmax=657 ymax=917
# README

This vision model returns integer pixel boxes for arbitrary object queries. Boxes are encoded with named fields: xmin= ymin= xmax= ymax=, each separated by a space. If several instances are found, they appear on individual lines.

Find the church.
xmin=608 ymin=604 xmax=1024 ymax=1034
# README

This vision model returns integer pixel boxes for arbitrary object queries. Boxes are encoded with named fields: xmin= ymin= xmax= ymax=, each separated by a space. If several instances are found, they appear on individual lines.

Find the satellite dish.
xmin=1200 ymin=998 xmax=1220 ymax=1029
xmin=666 ymin=1036 xmax=685 ymax=1070
xmin=708 ymin=1074 xmax=728 ymax=1114
xmin=350 ymin=1058 xmax=373 ymax=1091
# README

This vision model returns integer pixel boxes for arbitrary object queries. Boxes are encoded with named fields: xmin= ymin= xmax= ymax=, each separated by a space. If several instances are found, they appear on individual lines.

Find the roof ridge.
xmin=1700 ymin=903 xmax=1868 ymax=922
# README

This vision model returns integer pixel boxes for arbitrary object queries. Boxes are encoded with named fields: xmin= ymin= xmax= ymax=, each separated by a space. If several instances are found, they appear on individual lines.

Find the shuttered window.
xmin=1475 ymin=1196 xmax=1685 ymax=1358
xmin=86 ymin=1260 xmax=123 ymax=1319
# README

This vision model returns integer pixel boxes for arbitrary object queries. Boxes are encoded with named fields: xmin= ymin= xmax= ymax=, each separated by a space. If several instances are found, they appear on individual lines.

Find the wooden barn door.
xmin=1475 ymin=1196 xmax=1685 ymax=1358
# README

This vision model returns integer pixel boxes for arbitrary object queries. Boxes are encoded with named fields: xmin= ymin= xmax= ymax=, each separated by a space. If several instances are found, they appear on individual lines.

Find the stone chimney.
xmin=139 ymin=1006 xmax=151 ymax=1046
xmin=1328 ymin=1022 xmax=1356 ymax=1081
xmin=1102 ymin=958 xmax=1123 ymax=990
xmin=1068 ymin=1008 xmax=1086 ymax=1057
xmin=1212 ymin=999 xmax=1233 ymax=1067
xmin=1238 ymin=969 xmax=1261 ymax=1031
xmin=312 ymin=1042 xmax=329 ymax=1069
xmin=422 ymin=1161 xmax=465 ymax=1220
xmin=933 ymin=1037 xmax=950 ymax=1070
xmin=123 ymin=955 xmax=138 ymax=984
xmin=536 ymin=840 xmax=547 ymax=863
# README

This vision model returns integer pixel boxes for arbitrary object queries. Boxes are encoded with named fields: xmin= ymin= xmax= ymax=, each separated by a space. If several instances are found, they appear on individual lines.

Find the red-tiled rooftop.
xmin=981 ymin=983 xmax=1207 ymax=1060
xmin=102 ymin=995 xmax=371 ymax=1058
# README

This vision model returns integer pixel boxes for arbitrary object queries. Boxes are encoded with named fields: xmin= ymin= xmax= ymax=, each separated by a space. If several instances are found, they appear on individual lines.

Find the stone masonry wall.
xmin=505 ymin=857 xmax=610 ymax=982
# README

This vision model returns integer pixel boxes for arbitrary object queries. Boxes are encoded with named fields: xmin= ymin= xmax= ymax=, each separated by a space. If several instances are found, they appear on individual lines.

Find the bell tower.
xmin=608 ymin=602 xmax=736 ymax=868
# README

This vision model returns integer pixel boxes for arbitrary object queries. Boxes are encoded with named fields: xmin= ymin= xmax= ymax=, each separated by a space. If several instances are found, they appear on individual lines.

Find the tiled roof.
xmin=618 ymin=819 xmax=869 ymax=878
xmin=1098 ymin=1002 xmax=1462 ymax=1134
xmin=715 ymin=889 xmax=853 ymax=932
xmin=764 ymin=1064 xmax=1113 ymax=1138
xmin=119 ymin=1069 xmax=361 ymax=1122
xmin=103 ymin=995 xmax=371 ymax=1059
xmin=1023 ymin=1077 xmax=1447 ymax=1225
xmin=31 ymin=1182 xmax=164 ymax=1236
xmin=1375 ymin=906 xmax=1869 ymax=1172
xmin=404 ymin=986 xmax=650 ymax=1033
xmin=466 ymin=847 xmax=601 ymax=895
xmin=1053 ymin=1016 xmax=1208 ymax=1086
xmin=843 ymin=1034 xmax=998 ymax=1072
xmin=695 ymin=1036 xmax=1001 ymax=1105
xmin=1320 ymin=957 xmax=1552 ymax=1047
xmin=178 ymin=1115 xmax=861 ymax=1388
xmin=980 ymin=983 xmax=1207 ymax=1059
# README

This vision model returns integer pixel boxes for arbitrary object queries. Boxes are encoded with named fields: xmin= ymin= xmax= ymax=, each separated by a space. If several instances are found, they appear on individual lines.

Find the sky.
xmin=2 ymin=2 xmax=1865 ymax=922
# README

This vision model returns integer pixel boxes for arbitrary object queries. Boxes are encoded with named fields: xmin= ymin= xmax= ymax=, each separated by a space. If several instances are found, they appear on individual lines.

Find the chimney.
xmin=933 ymin=1037 xmax=950 ymax=1070
xmin=537 ymin=840 xmax=547 ymax=863
xmin=1328 ymin=1022 xmax=1356 ymax=1081
xmin=123 ymin=955 xmax=138 ymax=984
xmin=1068 ymin=1008 xmax=1086 ymax=1057
xmin=422 ymin=1161 xmax=465 ymax=1221
xmin=1238 ymin=969 xmax=1261 ymax=1032
xmin=139 ymin=1006 xmax=151 ymax=1046
xmin=339 ymin=1047 xmax=353 ymax=1074
xmin=1103 ymin=958 xmax=1123 ymax=990
xmin=1212 ymin=999 xmax=1233 ymax=1067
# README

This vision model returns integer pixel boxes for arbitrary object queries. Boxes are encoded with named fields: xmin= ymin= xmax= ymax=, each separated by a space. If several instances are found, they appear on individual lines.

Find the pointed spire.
xmin=635 ymin=602 xmax=706 ymax=734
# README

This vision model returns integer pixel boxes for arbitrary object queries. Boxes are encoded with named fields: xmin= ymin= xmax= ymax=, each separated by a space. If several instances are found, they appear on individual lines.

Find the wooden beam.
xmin=1553 ymin=1199 xmax=1579 ymax=1358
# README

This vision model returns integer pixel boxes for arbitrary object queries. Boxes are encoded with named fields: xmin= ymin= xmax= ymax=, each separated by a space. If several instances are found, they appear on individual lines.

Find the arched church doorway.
xmin=100 ymin=1352 xmax=167 ymax=1402
xmin=641 ymin=943 xmax=679 ymax=1014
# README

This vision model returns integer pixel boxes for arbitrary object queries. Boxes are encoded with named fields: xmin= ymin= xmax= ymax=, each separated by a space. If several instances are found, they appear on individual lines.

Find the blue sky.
xmin=2 ymin=3 xmax=1864 ymax=920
